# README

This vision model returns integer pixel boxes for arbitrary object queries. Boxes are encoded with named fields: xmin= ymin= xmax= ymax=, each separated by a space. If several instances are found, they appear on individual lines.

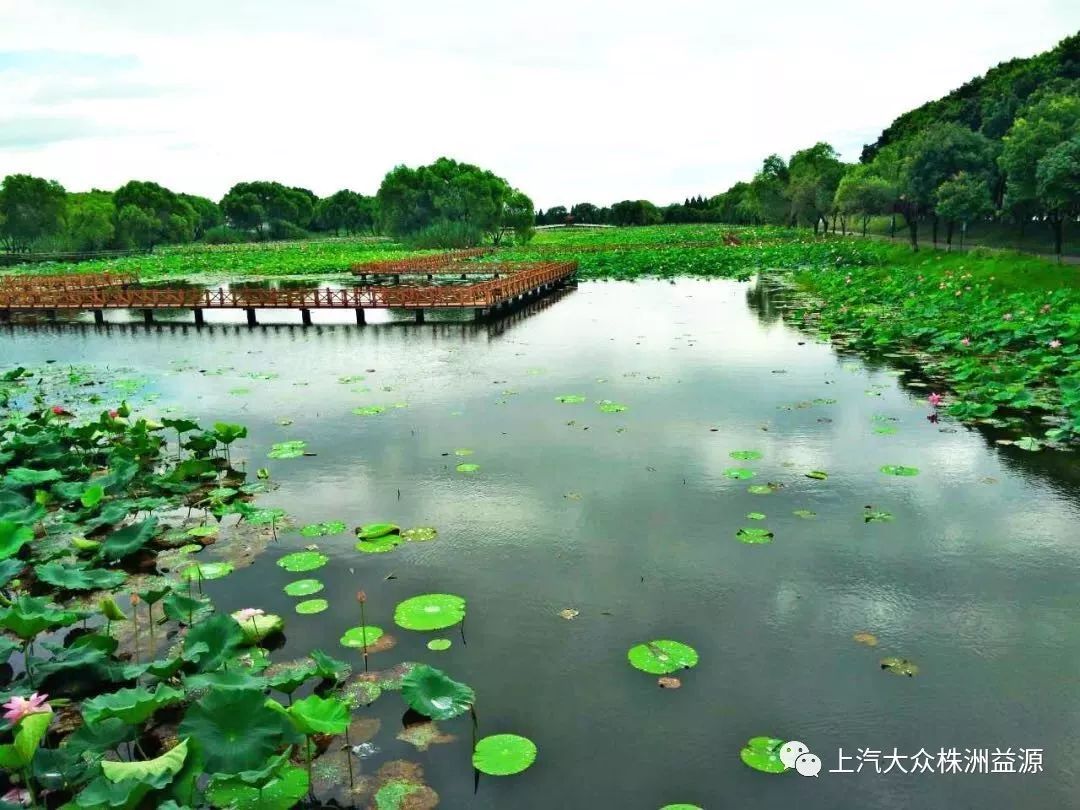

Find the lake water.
xmin=4 ymin=278 xmax=1079 ymax=809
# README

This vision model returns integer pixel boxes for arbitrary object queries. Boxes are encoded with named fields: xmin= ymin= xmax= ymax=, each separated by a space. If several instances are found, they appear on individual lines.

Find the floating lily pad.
xmin=299 ymin=521 xmax=346 ymax=538
xmin=723 ymin=468 xmax=755 ymax=480
xmin=401 ymin=527 xmax=438 ymax=542
xmin=186 ymin=525 xmax=219 ymax=538
xmin=394 ymin=594 xmax=466 ymax=631
xmin=805 ymin=470 xmax=828 ymax=480
xmin=453 ymin=448 xmax=474 ymax=456
xmin=1015 ymin=436 xmax=1042 ymax=451
xmin=355 ymin=536 xmax=401 ymax=554
xmin=853 ymin=632 xmax=878 ymax=646
xmin=736 ymin=527 xmax=774 ymax=544
xmin=352 ymin=406 xmax=386 ymax=416
xmin=283 ymin=579 xmax=324 ymax=597
xmin=627 ymin=640 xmax=699 ymax=674
xmin=456 ymin=463 xmax=480 ymax=473
xmin=427 ymin=639 xmax=452 ymax=651
xmin=276 ymin=551 xmax=328 ymax=572
xmin=597 ymin=400 xmax=627 ymax=413
xmin=268 ymin=441 xmax=306 ymax=459
xmin=472 ymin=734 xmax=537 ymax=776
xmin=864 ymin=509 xmax=894 ymax=523
xmin=296 ymin=599 xmax=328 ymax=615
xmin=729 ymin=450 xmax=762 ymax=461
xmin=660 ymin=805 xmax=703 ymax=810
xmin=555 ymin=395 xmax=586 ymax=404
xmin=880 ymin=465 xmax=919 ymax=477
xmin=180 ymin=561 xmax=234 ymax=581
xmin=747 ymin=484 xmax=776 ymax=495
xmin=873 ymin=425 xmax=898 ymax=435
xmin=740 ymin=736 xmax=788 ymax=773
xmin=793 ymin=509 xmax=817 ymax=519
xmin=746 ymin=512 xmax=766 ymax=521
xmin=880 ymin=657 xmax=919 ymax=676
xmin=356 ymin=523 xmax=400 ymax=540
xmin=340 ymin=625 xmax=385 ymax=649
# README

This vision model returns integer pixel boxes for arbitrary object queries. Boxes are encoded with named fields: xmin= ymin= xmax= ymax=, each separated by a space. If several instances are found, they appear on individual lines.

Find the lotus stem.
xmin=359 ymin=601 xmax=369 ymax=672
xmin=23 ymin=640 xmax=35 ymax=688
xmin=305 ymin=736 xmax=314 ymax=799
xmin=345 ymin=724 xmax=354 ymax=789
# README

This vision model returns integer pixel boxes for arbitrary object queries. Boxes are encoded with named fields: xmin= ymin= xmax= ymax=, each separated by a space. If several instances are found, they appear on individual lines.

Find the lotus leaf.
xmin=627 ymin=640 xmax=699 ymax=674
xmin=394 ymin=593 xmax=466 ymax=631
xmin=401 ymin=664 xmax=475 ymax=720
xmin=472 ymin=734 xmax=537 ymax=776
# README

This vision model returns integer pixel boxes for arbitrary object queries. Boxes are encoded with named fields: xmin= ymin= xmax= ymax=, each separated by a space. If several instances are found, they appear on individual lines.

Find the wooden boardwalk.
xmin=0 ymin=271 xmax=137 ymax=291
xmin=0 ymin=261 xmax=577 ymax=325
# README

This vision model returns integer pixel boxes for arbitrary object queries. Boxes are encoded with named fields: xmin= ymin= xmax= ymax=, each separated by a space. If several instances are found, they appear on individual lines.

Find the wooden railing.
xmin=0 ymin=262 xmax=577 ymax=311
xmin=0 ymin=271 xmax=138 ymax=290
xmin=351 ymin=249 xmax=493 ymax=274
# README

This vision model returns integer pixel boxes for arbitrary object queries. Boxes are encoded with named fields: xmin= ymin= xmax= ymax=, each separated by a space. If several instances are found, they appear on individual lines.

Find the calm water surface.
xmin=4 ymin=279 xmax=1079 ymax=809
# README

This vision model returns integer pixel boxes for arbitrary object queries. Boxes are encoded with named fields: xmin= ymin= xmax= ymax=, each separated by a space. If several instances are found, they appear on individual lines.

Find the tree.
xmin=376 ymin=157 xmax=532 ymax=246
xmin=935 ymin=171 xmax=993 ymax=249
xmin=609 ymin=200 xmax=661 ymax=226
xmin=1000 ymin=89 xmax=1080 ymax=255
xmin=544 ymin=205 xmax=569 ymax=225
xmin=115 ymin=204 xmax=157 ymax=249
xmin=1034 ymin=135 xmax=1080 ymax=258
xmin=113 ymin=180 xmax=197 ymax=248
xmin=0 ymin=174 xmax=67 ymax=252
xmin=221 ymin=181 xmax=314 ymax=239
xmin=834 ymin=167 xmax=895 ymax=236
xmin=179 ymin=194 xmax=223 ymax=239
xmin=899 ymin=122 xmax=997 ymax=250
xmin=748 ymin=154 xmax=790 ymax=225
xmin=65 ymin=191 xmax=116 ymax=252
xmin=570 ymin=202 xmax=603 ymax=224
xmin=787 ymin=143 xmax=845 ymax=234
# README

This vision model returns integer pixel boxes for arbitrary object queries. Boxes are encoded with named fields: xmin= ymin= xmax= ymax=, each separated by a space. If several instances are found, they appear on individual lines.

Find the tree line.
xmin=542 ymin=33 xmax=1080 ymax=255
xmin=0 ymin=157 xmax=533 ymax=253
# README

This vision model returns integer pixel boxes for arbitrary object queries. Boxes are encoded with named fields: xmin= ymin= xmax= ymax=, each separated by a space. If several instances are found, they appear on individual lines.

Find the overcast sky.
xmin=1 ymin=1 xmax=1077 ymax=208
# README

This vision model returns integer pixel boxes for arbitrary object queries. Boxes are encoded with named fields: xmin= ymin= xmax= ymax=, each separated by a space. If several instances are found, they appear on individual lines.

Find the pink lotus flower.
xmin=1049 ymin=340 xmax=1062 ymax=349
xmin=2 ymin=789 xmax=30 ymax=806
xmin=928 ymin=393 xmax=943 ymax=408
xmin=3 ymin=692 xmax=51 ymax=724
xmin=108 ymin=409 xmax=119 ymax=419
xmin=961 ymin=337 xmax=971 ymax=346
xmin=1041 ymin=304 xmax=1051 ymax=314
xmin=234 ymin=608 xmax=264 ymax=622
xmin=51 ymin=405 xmax=64 ymax=415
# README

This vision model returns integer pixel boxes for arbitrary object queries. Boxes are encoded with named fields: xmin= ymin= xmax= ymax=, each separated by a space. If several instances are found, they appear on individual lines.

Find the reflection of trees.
xmin=743 ymin=275 xmax=783 ymax=326
xmin=747 ymin=275 xmax=1080 ymax=496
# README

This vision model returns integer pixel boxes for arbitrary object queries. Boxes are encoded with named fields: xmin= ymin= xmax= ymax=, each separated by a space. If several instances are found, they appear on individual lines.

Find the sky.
xmin=1 ymin=1 xmax=1078 ymax=209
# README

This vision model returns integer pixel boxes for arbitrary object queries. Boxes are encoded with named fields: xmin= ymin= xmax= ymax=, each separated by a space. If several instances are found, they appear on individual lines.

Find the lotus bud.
xmin=356 ymin=590 xmax=367 ymax=604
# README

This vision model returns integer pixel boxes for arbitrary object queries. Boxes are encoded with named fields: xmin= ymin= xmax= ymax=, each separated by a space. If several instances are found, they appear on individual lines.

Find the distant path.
xmin=837 ymin=229 xmax=1080 ymax=266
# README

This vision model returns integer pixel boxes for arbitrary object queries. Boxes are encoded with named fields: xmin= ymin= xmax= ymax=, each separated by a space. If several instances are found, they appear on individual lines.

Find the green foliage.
xmin=0 ymin=173 xmax=66 ymax=252
xmin=400 ymin=664 xmax=475 ymax=720
xmin=178 ymin=688 xmax=296 ymax=774
xmin=376 ymin=156 xmax=533 ymax=245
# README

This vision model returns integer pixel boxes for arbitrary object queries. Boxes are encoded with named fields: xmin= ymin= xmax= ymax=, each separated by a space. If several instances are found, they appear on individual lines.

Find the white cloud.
xmin=0 ymin=0 xmax=1077 ymax=206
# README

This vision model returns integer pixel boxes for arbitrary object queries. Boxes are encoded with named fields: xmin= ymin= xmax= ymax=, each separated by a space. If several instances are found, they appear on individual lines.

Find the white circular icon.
xmin=795 ymin=752 xmax=822 ymax=777
xmin=780 ymin=740 xmax=809 ymax=769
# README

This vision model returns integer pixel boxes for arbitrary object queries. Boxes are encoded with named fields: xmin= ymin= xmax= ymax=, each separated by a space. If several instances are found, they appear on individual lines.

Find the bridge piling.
xmin=245 ymin=308 xmax=257 ymax=327
xmin=142 ymin=309 xmax=154 ymax=325
xmin=93 ymin=310 xmax=105 ymax=325
xmin=415 ymin=310 xmax=425 ymax=324
xmin=300 ymin=308 xmax=312 ymax=326
xmin=193 ymin=309 xmax=205 ymax=326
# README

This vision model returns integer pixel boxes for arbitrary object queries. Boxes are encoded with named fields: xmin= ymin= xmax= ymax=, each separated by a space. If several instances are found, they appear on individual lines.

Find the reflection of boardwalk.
xmin=0 ymin=262 xmax=577 ymax=326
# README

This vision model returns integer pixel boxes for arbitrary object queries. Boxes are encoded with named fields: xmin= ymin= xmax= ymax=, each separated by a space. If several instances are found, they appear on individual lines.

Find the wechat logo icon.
xmin=781 ymin=741 xmax=821 ymax=777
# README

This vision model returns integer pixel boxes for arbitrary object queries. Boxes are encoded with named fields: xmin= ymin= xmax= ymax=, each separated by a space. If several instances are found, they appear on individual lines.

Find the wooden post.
xmin=474 ymin=308 xmax=486 ymax=321
xmin=0 ymin=310 xmax=9 ymax=323
xmin=415 ymin=310 xmax=425 ymax=323
xmin=355 ymin=308 xmax=366 ymax=325
xmin=193 ymin=308 xmax=205 ymax=326
xmin=300 ymin=308 xmax=312 ymax=326
xmin=142 ymin=309 xmax=154 ymax=325
xmin=93 ymin=310 xmax=105 ymax=325
xmin=246 ymin=308 xmax=257 ymax=327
